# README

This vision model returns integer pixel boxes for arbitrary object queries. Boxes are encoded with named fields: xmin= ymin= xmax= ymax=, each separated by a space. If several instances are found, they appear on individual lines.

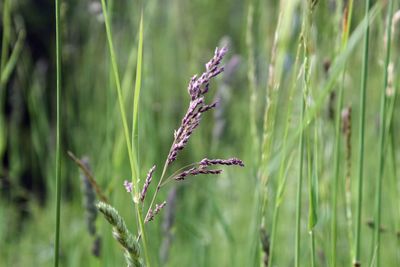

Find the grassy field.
xmin=1 ymin=0 xmax=399 ymax=266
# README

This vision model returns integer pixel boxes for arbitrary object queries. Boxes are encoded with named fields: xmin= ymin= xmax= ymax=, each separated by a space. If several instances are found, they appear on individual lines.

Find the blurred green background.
xmin=0 ymin=0 xmax=399 ymax=266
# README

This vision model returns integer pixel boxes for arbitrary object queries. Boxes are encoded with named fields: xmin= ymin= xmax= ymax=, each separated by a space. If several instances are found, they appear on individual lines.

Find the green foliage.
xmin=1 ymin=1 xmax=399 ymax=267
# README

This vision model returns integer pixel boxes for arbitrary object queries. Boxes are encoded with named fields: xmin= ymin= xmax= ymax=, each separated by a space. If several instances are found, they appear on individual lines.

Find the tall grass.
xmin=354 ymin=0 xmax=371 ymax=265
xmin=53 ymin=0 xmax=62 ymax=265
xmin=294 ymin=3 xmax=310 ymax=266
xmin=98 ymin=1 xmax=150 ymax=266
xmin=373 ymin=1 xmax=394 ymax=266
xmin=331 ymin=1 xmax=353 ymax=266
xmin=267 ymin=20 xmax=302 ymax=267
xmin=2 ymin=1 xmax=400 ymax=266
xmin=304 ymin=4 xmax=318 ymax=267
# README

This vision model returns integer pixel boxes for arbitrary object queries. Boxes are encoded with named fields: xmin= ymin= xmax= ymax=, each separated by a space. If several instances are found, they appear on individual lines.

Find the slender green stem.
xmin=132 ymin=10 xmax=144 ymax=176
xmin=295 ymin=3 xmax=313 ymax=266
xmin=0 ymin=0 xmax=10 ymax=74
xmin=373 ymin=1 xmax=393 ymax=266
xmin=99 ymin=1 xmax=150 ymax=266
xmin=54 ymin=0 xmax=62 ymax=265
xmin=302 ymin=5 xmax=319 ymax=267
xmin=331 ymin=1 xmax=353 ymax=266
xmin=144 ymin=147 xmax=172 ymax=222
xmin=308 ymin=123 xmax=318 ymax=267
xmin=295 ymin=90 xmax=305 ymax=267
xmin=268 ymin=33 xmax=302 ymax=267
xmin=354 ymin=0 xmax=371 ymax=265
xmin=246 ymin=1 xmax=260 ymax=164
xmin=331 ymin=73 xmax=344 ymax=267
xmin=310 ymin=230 xmax=316 ymax=267
xmin=0 ymin=0 xmax=11 ymax=176
xmin=99 ymin=0 xmax=138 ymax=188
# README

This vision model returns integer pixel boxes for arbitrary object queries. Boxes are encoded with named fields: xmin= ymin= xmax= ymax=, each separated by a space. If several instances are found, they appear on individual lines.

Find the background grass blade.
xmin=331 ymin=1 xmax=354 ymax=265
xmin=1 ymin=1 xmax=399 ymax=266
xmin=373 ymin=1 xmax=394 ymax=266
xmin=354 ymin=0 xmax=371 ymax=265
xmin=54 ymin=0 xmax=62 ymax=265
xmin=98 ymin=1 xmax=150 ymax=266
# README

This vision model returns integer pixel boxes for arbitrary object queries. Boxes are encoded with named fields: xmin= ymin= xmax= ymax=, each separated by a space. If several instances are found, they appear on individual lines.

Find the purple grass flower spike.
xmin=155 ymin=201 xmax=167 ymax=214
xmin=143 ymin=45 xmax=244 ymax=226
xmin=167 ymin=47 xmax=228 ymax=165
xmin=140 ymin=165 xmax=156 ymax=202
xmin=199 ymin=157 xmax=245 ymax=167
xmin=174 ymin=167 xmax=223 ymax=181
xmin=145 ymin=201 xmax=167 ymax=223
xmin=123 ymin=180 xmax=133 ymax=193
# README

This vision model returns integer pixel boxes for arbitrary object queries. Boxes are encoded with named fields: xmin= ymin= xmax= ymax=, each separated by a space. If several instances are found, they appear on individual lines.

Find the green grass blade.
xmin=0 ymin=0 xmax=11 ymax=74
xmin=268 ymin=29 xmax=303 ymax=267
xmin=99 ymin=1 xmax=150 ymax=266
xmin=331 ymin=1 xmax=354 ymax=265
xmin=54 ymin=0 xmax=62 ymax=265
xmin=373 ymin=1 xmax=394 ymax=266
xmin=131 ymin=10 xmax=144 ymax=175
xmin=354 ymin=0 xmax=371 ymax=265
xmin=0 ymin=30 xmax=26 ymax=86
xmin=246 ymin=1 xmax=260 ymax=165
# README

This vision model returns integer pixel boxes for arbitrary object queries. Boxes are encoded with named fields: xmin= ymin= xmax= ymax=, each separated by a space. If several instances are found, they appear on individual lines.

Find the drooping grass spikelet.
xmin=199 ymin=158 xmax=244 ymax=167
xmin=174 ymin=168 xmax=223 ymax=181
xmin=173 ymin=158 xmax=244 ymax=181
xmin=96 ymin=202 xmax=142 ymax=267
xmin=79 ymin=157 xmax=97 ymax=235
xmin=79 ymin=157 xmax=102 ymax=257
xmin=68 ymin=151 xmax=109 ymax=203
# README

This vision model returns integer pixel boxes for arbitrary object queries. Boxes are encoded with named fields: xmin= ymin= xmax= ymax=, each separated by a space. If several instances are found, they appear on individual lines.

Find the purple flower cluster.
xmin=145 ymin=201 xmax=167 ymax=223
xmin=140 ymin=165 xmax=156 ymax=202
xmin=200 ymin=158 xmax=244 ymax=167
xmin=167 ymin=47 xmax=228 ymax=165
xmin=123 ymin=180 xmax=133 ymax=193
xmin=174 ymin=157 xmax=244 ymax=181
xmin=123 ymin=46 xmax=245 ymax=225
xmin=174 ymin=167 xmax=223 ymax=181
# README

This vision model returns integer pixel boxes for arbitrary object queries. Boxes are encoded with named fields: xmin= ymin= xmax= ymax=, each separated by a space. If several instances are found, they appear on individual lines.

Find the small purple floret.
xmin=123 ymin=180 xmax=133 ymax=193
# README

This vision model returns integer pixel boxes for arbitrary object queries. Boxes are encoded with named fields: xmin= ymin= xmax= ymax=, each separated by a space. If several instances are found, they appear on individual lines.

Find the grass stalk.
xmin=295 ymin=83 xmax=305 ymax=267
xmin=0 ymin=0 xmax=11 ymax=173
xmin=295 ymin=2 xmax=313 ymax=265
xmin=0 ymin=0 xmax=10 ymax=74
xmin=246 ymin=1 xmax=260 ymax=164
xmin=308 ymin=123 xmax=319 ymax=267
xmin=132 ymin=10 xmax=144 ymax=175
xmin=268 ymin=32 xmax=303 ymax=267
xmin=331 ymin=1 xmax=354 ymax=266
xmin=302 ymin=5 xmax=318 ymax=266
xmin=54 ymin=0 xmax=62 ymax=265
xmin=99 ymin=1 xmax=150 ymax=266
xmin=354 ymin=0 xmax=371 ymax=265
xmin=373 ymin=1 xmax=394 ymax=266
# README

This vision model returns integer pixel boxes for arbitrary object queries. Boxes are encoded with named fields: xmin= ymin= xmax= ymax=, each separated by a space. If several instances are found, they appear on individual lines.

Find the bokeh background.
xmin=1 ymin=0 xmax=399 ymax=266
